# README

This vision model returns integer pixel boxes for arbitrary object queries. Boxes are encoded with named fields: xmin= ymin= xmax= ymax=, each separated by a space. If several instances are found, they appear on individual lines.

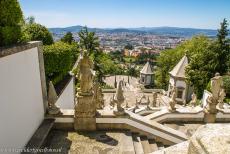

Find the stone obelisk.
xmin=74 ymin=52 xmax=96 ymax=131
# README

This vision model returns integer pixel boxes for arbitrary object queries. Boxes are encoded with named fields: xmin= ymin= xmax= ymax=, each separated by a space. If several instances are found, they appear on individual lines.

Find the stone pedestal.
xmin=204 ymin=112 xmax=216 ymax=123
xmin=74 ymin=93 xmax=96 ymax=131
xmin=74 ymin=118 xmax=96 ymax=131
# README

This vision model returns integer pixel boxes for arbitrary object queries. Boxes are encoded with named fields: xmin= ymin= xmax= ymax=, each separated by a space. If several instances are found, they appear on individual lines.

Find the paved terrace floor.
xmin=41 ymin=130 xmax=131 ymax=154
xmin=103 ymin=75 xmax=164 ymax=109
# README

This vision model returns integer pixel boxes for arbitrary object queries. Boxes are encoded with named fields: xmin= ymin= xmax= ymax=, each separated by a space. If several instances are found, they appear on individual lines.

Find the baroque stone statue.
xmin=189 ymin=93 xmax=197 ymax=107
xmin=74 ymin=51 xmax=96 ymax=131
xmin=204 ymin=73 xmax=225 ymax=123
xmin=77 ymin=51 xmax=95 ymax=95
xmin=168 ymin=87 xmax=177 ymax=112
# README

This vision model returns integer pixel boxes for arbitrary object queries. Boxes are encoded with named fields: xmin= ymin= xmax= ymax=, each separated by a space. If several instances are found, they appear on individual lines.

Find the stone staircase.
xmin=124 ymin=132 xmax=171 ymax=154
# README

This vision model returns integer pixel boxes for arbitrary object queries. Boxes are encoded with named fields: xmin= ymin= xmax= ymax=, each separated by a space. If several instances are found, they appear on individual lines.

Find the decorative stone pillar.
xmin=74 ymin=52 xmax=96 ymax=131
xmin=113 ymin=80 xmax=125 ymax=116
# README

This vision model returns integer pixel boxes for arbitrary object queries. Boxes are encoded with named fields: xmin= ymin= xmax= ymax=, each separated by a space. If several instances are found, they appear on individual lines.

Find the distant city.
xmin=49 ymin=25 xmax=223 ymax=55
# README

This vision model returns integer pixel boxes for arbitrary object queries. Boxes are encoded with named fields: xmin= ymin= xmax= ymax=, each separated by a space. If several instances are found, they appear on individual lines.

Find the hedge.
xmin=43 ymin=42 xmax=78 ymax=84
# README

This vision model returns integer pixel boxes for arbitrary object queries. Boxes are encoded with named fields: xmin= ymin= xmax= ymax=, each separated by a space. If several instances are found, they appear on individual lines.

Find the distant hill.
xmin=49 ymin=25 xmax=221 ymax=38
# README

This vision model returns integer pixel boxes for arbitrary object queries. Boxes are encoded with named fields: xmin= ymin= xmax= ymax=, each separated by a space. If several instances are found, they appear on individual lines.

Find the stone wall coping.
xmin=0 ymin=41 xmax=42 ymax=58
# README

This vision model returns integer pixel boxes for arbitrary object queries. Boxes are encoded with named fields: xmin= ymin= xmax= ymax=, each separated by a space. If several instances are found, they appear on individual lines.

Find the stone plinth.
xmin=74 ymin=93 xmax=96 ymax=131
xmin=188 ymin=124 xmax=230 ymax=154
xmin=204 ymin=112 xmax=216 ymax=123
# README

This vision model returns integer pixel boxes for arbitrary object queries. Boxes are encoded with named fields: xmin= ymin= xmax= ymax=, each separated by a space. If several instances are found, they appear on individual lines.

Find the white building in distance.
xmin=167 ymin=55 xmax=193 ymax=104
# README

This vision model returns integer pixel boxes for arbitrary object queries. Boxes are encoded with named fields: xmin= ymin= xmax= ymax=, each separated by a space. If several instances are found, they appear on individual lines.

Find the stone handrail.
xmin=97 ymin=110 xmax=188 ymax=145
xmin=145 ymin=108 xmax=204 ymax=123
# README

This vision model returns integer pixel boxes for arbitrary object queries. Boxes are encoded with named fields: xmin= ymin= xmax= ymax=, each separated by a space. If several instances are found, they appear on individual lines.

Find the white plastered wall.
xmin=56 ymin=77 xmax=75 ymax=109
xmin=0 ymin=47 xmax=44 ymax=153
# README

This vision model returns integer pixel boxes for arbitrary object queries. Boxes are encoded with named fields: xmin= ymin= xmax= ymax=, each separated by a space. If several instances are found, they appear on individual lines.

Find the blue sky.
xmin=19 ymin=0 xmax=230 ymax=29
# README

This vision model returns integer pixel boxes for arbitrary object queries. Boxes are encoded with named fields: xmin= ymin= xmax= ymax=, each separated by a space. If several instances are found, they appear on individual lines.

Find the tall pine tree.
xmin=216 ymin=18 xmax=229 ymax=74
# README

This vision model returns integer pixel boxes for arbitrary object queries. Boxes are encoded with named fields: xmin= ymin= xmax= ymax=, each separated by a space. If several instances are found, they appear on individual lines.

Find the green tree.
xmin=26 ymin=16 xmax=35 ymax=24
xmin=223 ymin=75 xmax=230 ymax=97
xmin=0 ymin=0 xmax=24 ymax=46
xmin=78 ymin=27 xmax=104 ymax=82
xmin=155 ymin=35 xmax=211 ymax=90
xmin=216 ymin=18 xmax=229 ymax=74
xmin=23 ymin=23 xmax=53 ymax=45
xmin=186 ymin=42 xmax=219 ymax=98
xmin=124 ymin=44 xmax=134 ymax=50
xmin=43 ymin=42 xmax=78 ymax=84
xmin=61 ymin=32 xmax=74 ymax=44
xmin=78 ymin=27 xmax=99 ymax=55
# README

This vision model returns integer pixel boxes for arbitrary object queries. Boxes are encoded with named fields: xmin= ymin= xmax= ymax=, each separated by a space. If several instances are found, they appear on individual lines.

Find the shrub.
xmin=0 ymin=0 xmax=24 ymax=46
xmin=43 ymin=42 xmax=78 ymax=84
xmin=23 ymin=23 xmax=53 ymax=45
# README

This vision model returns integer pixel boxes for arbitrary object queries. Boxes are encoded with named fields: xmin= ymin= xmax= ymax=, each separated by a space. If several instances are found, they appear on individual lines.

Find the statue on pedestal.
xmin=168 ymin=87 xmax=177 ymax=112
xmin=113 ymin=80 xmax=125 ymax=115
xmin=189 ymin=93 xmax=197 ymax=107
xmin=204 ymin=73 xmax=225 ymax=123
xmin=77 ymin=51 xmax=95 ymax=96
xmin=47 ymin=81 xmax=61 ymax=115
xmin=74 ymin=51 xmax=96 ymax=131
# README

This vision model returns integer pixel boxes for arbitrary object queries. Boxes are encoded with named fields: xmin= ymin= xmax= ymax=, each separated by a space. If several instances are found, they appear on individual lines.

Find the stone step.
xmin=121 ymin=131 xmax=135 ymax=154
xmin=22 ymin=119 xmax=55 ymax=154
xmin=132 ymin=134 xmax=144 ymax=154
xmin=148 ymin=139 xmax=158 ymax=152
xmin=140 ymin=136 xmax=152 ymax=154
xmin=156 ymin=142 xmax=164 ymax=150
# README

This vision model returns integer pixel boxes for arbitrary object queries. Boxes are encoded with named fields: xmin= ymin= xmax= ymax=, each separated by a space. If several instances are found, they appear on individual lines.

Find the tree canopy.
xmin=79 ymin=27 xmax=99 ymax=55
xmin=0 ymin=0 xmax=24 ymax=46
xmin=156 ymin=19 xmax=230 ymax=98
xmin=23 ymin=23 xmax=54 ymax=45
xmin=43 ymin=41 xmax=78 ymax=84
xmin=61 ymin=32 xmax=75 ymax=44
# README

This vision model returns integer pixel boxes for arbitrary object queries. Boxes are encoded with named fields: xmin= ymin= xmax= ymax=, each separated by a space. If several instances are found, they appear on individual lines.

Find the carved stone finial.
xmin=48 ymin=81 xmax=61 ymax=115
xmin=113 ymin=80 xmax=125 ymax=115
xmin=168 ymin=87 xmax=177 ymax=112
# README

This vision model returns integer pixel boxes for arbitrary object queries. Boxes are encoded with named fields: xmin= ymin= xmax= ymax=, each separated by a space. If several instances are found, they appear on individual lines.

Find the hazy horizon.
xmin=19 ymin=0 xmax=230 ymax=29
